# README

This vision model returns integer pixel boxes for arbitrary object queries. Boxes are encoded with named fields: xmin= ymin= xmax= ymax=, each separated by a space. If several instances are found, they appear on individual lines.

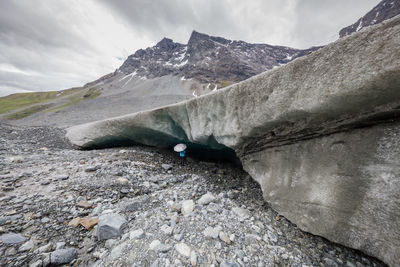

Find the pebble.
xmin=160 ymin=224 xmax=173 ymax=235
xmin=204 ymin=226 xmax=222 ymax=239
xmin=97 ymin=213 xmax=127 ymax=240
xmin=56 ymin=174 xmax=69 ymax=180
xmin=175 ymin=242 xmax=191 ymax=257
xmin=198 ymin=192 xmax=216 ymax=205
xmin=161 ymin=164 xmax=172 ymax=171
xmin=19 ymin=240 xmax=34 ymax=252
xmin=149 ymin=240 xmax=161 ymax=250
xmin=190 ymin=251 xmax=198 ymax=266
xmin=85 ymin=166 xmax=99 ymax=172
xmin=76 ymin=200 xmax=93 ymax=209
xmin=0 ymin=232 xmax=26 ymax=244
xmin=181 ymin=200 xmax=195 ymax=215
xmin=219 ymin=231 xmax=231 ymax=244
xmin=50 ymin=248 xmax=77 ymax=265
xmin=40 ymin=180 xmax=50 ymax=185
xmin=220 ymin=260 xmax=240 ymax=267
xmin=232 ymin=207 xmax=250 ymax=221
xmin=29 ymin=260 xmax=42 ymax=267
xmin=37 ymin=243 xmax=54 ymax=253
xmin=129 ymin=229 xmax=144 ymax=240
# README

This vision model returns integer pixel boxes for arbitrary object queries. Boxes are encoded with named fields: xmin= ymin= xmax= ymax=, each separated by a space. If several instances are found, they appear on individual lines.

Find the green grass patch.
xmin=217 ymin=80 xmax=233 ymax=88
xmin=0 ymin=87 xmax=81 ymax=114
xmin=5 ymin=104 xmax=53 ymax=120
xmin=45 ymin=87 xmax=101 ymax=113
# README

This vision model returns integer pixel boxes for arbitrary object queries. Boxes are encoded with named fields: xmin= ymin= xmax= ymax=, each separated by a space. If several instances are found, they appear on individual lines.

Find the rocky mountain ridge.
xmin=118 ymin=30 xmax=319 ymax=85
xmin=339 ymin=0 xmax=400 ymax=37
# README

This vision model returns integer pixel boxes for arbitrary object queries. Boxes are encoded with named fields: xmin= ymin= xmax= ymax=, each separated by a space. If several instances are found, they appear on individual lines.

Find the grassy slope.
xmin=0 ymin=87 xmax=101 ymax=120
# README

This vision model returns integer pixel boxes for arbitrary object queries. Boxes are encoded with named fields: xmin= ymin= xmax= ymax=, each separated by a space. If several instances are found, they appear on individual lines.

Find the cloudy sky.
xmin=0 ymin=0 xmax=380 ymax=97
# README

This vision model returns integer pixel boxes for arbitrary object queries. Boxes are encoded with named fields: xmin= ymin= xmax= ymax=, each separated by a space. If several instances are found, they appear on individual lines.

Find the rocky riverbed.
xmin=0 ymin=123 xmax=386 ymax=267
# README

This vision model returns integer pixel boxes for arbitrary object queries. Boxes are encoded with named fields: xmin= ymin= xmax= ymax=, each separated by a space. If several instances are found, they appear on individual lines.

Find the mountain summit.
xmin=118 ymin=30 xmax=318 ymax=85
xmin=339 ymin=0 xmax=400 ymax=37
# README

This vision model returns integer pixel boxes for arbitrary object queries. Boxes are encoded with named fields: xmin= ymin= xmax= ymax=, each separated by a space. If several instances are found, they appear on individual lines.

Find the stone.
xmin=116 ymin=177 xmax=130 ymax=185
xmin=85 ymin=166 xmax=99 ymax=172
xmin=161 ymin=164 xmax=172 ymax=171
xmin=56 ymin=242 xmax=65 ymax=250
xmin=181 ymin=200 xmax=194 ymax=215
xmin=175 ymin=242 xmax=191 ymax=257
xmin=19 ymin=240 xmax=34 ymax=252
xmin=129 ymin=229 xmax=144 ymax=240
xmin=97 ymin=213 xmax=127 ymax=240
xmin=198 ymin=192 xmax=216 ymax=205
xmin=109 ymin=243 xmax=126 ymax=260
xmin=29 ymin=260 xmax=42 ymax=267
xmin=160 ymin=224 xmax=173 ymax=235
xmin=203 ymin=226 xmax=222 ymax=239
xmin=37 ymin=243 xmax=54 ymax=253
xmin=190 ymin=251 xmax=197 ymax=266
xmin=76 ymin=200 xmax=92 ymax=209
xmin=50 ymin=248 xmax=77 ymax=265
xmin=41 ymin=217 xmax=50 ymax=223
xmin=56 ymin=174 xmax=69 ymax=181
xmin=79 ymin=216 xmax=98 ymax=230
xmin=66 ymin=17 xmax=400 ymax=266
xmin=40 ymin=180 xmax=50 ymax=185
xmin=68 ymin=217 xmax=81 ymax=227
xmin=149 ymin=240 xmax=161 ymax=250
xmin=232 ymin=207 xmax=250 ymax=221
xmin=220 ymin=260 xmax=240 ymax=267
xmin=0 ymin=232 xmax=26 ymax=244
xmin=219 ymin=231 xmax=231 ymax=244
xmin=105 ymin=239 xmax=117 ymax=249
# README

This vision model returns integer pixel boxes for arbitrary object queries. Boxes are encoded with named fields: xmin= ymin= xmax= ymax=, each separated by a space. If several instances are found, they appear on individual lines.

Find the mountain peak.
xmin=339 ymin=0 xmax=400 ymax=37
xmin=155 ymin=37 xmax=180 ymax=50
xmin=187 ymin=30 xmax=210 ymax=45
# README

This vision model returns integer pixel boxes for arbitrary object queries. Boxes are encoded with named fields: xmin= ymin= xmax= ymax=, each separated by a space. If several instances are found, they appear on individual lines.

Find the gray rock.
xmin=50 ymin=248 xmax=77 ymax=265
xmin=0 ymin=232 xmax=26 ymax=244
xmin=155 ymin=243 xmax=172 ymax=253
xmin=0 ymin=214 xmax=22 ymax=225
xmin=36 ymin=243 xmax=53 ymax=253
xmin=181 ymin=199 xmax=194 ymax=215
xmin=97 ymin=213 xmax=127 ymax=240
xmin=129 ymin=229 xmax=144 ymax=240
xmin=66 ymin=16 xmax=400 ymax=266
xmin=41 ymin=217 xmax=50 ymax=223
xmin=203 ymin=226 xmax=222 ymax=239
xmin=105 ymin=239 xmax=117 ymax=249
xmin=220 ymin=260 xmax=240 ymax=267
xmin=161 ymin=164 xmax=172 ymax=171
xmin=56 ymin=242 xmax=65 ymax=250
xmin=109 ymin=243 xmax=127 ymax=260
xmin=29 ymin=260 xmax=42 ymax=267
xmin=232 ymin=207 xmax=250 ymax=221
xmin=85 ymin=166 xmax=99 ymax=172
xmin=198 ymin=192 xmax=216 ymax=205
xmin=56 ymin=174 xmax=69 ymax=181
xmin=175 ymin=242 xmax=191 ymax=257
xmin=19 ymin=240 xmax=34 ymax=252
xmin=160 ymin=224 xmax=173 ymax=235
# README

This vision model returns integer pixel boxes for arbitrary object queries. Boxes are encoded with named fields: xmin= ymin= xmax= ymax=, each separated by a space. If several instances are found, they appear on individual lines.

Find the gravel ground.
xmin=0 ymin=123 xmax=386 ymax=267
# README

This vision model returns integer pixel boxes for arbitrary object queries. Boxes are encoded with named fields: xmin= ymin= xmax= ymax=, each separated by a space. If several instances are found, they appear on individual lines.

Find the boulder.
xmin=66 ymin=17 xmax=400 ymax=266
xmin=97 ymin=213 xmax=127 ymax=240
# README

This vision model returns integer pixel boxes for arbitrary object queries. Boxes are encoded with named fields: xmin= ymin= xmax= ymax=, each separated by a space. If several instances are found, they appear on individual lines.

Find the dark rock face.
xmin=118 ymin=30 xmax=319 ymax=84
xmin=339 ymin=0 xmax=400 ymax=37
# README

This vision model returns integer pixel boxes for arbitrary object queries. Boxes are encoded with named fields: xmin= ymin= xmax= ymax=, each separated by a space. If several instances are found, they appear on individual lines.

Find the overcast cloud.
xmin=0 ymin=0 xmax=379 ymax=97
